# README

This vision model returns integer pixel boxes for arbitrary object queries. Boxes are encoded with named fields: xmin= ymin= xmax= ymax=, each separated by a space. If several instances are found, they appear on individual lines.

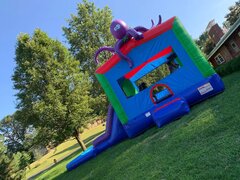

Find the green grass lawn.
xmin=26 ymin=125 xmax=105 ymax=179
xmin=36 ymin=72 xmax=240 ymax=179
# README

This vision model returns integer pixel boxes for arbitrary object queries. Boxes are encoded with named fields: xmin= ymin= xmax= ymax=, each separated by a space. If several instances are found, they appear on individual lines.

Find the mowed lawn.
xmin=36 ymin=71 xmax=240 ymax=179
xmin=26 ymin=125 xmax=105 ymax=179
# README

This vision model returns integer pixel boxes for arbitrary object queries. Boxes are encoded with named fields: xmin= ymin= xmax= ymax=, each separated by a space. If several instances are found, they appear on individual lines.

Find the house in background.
xmin=207 ymin=18 xmax=240 ymax=67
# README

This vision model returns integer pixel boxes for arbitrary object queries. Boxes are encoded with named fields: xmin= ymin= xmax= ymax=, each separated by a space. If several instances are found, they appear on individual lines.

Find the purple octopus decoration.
xmin=94 ymin=15 xmax=162 ymax=68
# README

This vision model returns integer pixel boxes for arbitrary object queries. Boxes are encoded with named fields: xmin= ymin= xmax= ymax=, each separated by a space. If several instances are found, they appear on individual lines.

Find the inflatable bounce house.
xmin=66 ymin=16 xmax=224 ymax=171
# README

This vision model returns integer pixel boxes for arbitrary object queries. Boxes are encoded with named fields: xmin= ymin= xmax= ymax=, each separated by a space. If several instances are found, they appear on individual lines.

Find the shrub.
xmin=215 ymin=56 xmax=240 ymax=77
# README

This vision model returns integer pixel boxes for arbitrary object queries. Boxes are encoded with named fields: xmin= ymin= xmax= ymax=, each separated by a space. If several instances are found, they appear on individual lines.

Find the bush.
xmin=215 ymin=56 xmax=240 ymax=77
xmin=0 ymin=150 xmax=31 ymax=180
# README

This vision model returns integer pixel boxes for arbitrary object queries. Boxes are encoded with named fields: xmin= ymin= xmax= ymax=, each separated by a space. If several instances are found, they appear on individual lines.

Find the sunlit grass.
xmin=26 ymin=124 xmax=105 ymax=178
xmin=37 ymin=72 xmax=240 ymax=179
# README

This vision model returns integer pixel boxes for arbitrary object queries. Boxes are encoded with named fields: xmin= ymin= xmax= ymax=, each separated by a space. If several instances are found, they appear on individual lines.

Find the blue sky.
xmin=0 ymin=0 xmax=236 ymax=119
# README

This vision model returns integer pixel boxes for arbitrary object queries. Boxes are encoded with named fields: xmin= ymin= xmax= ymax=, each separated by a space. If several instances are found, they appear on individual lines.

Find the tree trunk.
xmin=74 ymin=128 xmax=87 ymax=151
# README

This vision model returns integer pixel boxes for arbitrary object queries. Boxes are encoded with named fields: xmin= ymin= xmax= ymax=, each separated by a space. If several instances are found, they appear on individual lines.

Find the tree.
xmin=203 ymin=38 xmax=215 ymax=55
xmin=12 ymin=29 xmax=92 ymax=150
xmin=225 ymin=0 xmax=240 ymax=26
xmin=0 ymin=112 xmax=34 ymax=153
xmin=0 ymin=137 xmax=10 ymax=179
xmin=63 ymin=0 xmax=115 ymax=117
xmin=0 ymin=136 xmax=30 ymax=180
xmin=0 ymin=115 xmax=25 ymax=153
xmin=195 ymin=31 xmax=215 ymax=56
xmin=63 ymin=0 xmax=114 ymax=80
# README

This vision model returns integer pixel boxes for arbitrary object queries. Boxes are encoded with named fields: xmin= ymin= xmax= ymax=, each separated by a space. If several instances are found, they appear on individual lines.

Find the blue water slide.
xmin=66 ymin=109 xmax=127 ymax=171
xmin=94 ymin=111 xmax=128 ymax=154
xmin=66 ymin=146 xmax=96 ymax=171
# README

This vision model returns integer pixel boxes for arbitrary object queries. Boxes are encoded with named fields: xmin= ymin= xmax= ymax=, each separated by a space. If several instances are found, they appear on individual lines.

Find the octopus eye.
xmin=114 ymin=24 xmax=121 ymax=31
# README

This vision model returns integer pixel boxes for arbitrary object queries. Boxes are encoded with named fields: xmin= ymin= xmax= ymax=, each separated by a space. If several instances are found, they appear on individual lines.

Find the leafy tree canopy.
xmin=225 ymin=0 xmax=240 ymax=26
xmin=0 ymin=137 xmax=31 ymax=180
xmin=63 ymin=0 xmax=115 ymax=96
xmin=13 ymin=29 xmax=92 ymax=148
xmin=0 ymin=112 xmax=34 ymax=153
xmin=195 ymin=31 xmax=215 ymax=56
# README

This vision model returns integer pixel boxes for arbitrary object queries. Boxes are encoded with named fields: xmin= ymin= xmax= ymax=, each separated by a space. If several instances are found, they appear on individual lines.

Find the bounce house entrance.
xmin=150 ymin=84 xmax=173 ymax=104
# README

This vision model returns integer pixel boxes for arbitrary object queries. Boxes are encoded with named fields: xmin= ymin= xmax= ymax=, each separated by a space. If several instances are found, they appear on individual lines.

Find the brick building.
xmin=207 ymin=18 xmax=240 ymax=67
xmin=208 ymin=22 xmax=225 ymax=44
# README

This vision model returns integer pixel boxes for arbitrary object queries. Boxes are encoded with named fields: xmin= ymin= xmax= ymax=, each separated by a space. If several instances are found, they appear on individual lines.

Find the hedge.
xmin=215 ymin=56 xmax=240 ymax=77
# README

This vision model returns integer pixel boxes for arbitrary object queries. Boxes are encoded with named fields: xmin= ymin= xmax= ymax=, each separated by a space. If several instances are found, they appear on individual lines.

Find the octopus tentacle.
xmin=94 ymin=46 xmax=115 ymax=64
xmin=134 ymin=26 xmax=149 ymax=33
xmin=151 ymin=15 xmax=162 ymax=28
xmin=157 ymin=15 xmax=162 ymax=25
xmin=151 ymin=19 xmax=155 ymax=28
xmin=126 ymin=28 xmax=144 ymax=40
xmin=115 ymin=40 xmax=133 ymax=68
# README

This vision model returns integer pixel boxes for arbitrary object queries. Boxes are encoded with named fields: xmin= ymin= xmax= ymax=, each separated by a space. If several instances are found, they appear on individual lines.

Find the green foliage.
xmin=9 ymin=152 xmax=31 ymax=179
xmin=195 ymin=31 xmax=215 ymax=56
xmin=0 ymin=115 xmax=25 ymax=153
xmin=63 ymin=0 xmax=115 ymax=116
xmin=63 ymin=0 xmax=114 ymax=77
xmin=195 ymin=31 xmax=208 ymax=50
xmin=0 ymin=112 xmax=34 ymax=153
xmin=0 ymin=138 xmax=31 ymax=180
xmin=13 ymin=29 xmax=92 ymax=147
xmin=0 ymin=138 xmax=9 ymax=179
xmin=225 ymin=0 xmax=240 ymax=26
xmin=136 ymin=64 xmax=170 ymax=88
xmin=215 ymin=56 xmax=240 ymax=77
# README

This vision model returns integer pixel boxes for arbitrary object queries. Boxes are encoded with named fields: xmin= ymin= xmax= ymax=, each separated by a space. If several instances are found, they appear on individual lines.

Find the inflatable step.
xmin=152 ymin=97 xmax=190 ymax=128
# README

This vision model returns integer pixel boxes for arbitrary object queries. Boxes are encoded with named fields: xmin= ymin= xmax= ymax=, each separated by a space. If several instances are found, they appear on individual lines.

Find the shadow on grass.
xmin=83 ymin=130 xmax=105 ymax=144
xmin=31 ymin=147 xmax=83 ymax=180
xmin=50 ymin=130 xmax=105 ymax=158
xmin=31 ymin=133 xmax=104 ymax=180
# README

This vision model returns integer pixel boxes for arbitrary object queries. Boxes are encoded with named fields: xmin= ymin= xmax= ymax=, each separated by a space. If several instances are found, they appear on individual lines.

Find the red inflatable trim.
xmin=96 ymin=17 xmax=176 ymax=74
xmin=154 ymin=97 xmax=181 ymax=112
xmin=150 ymin=84 xmax=174 ymax=104
xmin=124 ymin=46 xmax=172 ymax=79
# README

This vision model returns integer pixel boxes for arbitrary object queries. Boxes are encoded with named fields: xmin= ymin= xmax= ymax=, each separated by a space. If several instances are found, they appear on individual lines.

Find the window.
xmin=230 ymin=40 xmax=240 ymax=52
xmin=214 ymin=54 xmax=225 ymax=65
xmin=135 ymin=52 xmax=180 ymax=90
xmin=118 ymin=49 xmax=181 ymax=98
xmin=135 ymin=63 xmax=171 ymax=89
